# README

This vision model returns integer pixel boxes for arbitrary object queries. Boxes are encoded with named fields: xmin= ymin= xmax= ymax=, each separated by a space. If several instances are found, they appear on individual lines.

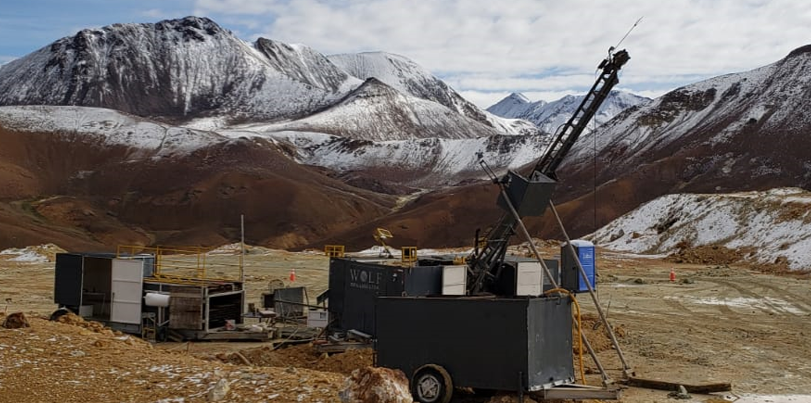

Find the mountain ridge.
xmin=0 ymin=16 xmax=534 ymax=141
xmin=487 ymin=90 xmax=651 ymax=134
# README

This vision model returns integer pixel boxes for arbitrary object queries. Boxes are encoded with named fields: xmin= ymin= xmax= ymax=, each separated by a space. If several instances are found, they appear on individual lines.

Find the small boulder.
xmin=340 ymin=366 xmax=411 ymax=403
xmin=207 ymin=379 xmax=230 ymax=402
xmin=2 ymin=312 xmax=30 ymax=329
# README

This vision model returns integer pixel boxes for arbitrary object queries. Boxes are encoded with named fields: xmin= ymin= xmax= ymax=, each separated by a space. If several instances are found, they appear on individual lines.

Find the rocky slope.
xmin=0 ymin=16 xmax=532 ymax=141
xmin=0 ymin=17 xmax=355 ymax=123
xmin=0 ymin=106 xmax=396 ymax=251
xmin=590 ymin=188 xmax=811 ymax=271
xmin=548 ymin=44 xmax=811 ymax=238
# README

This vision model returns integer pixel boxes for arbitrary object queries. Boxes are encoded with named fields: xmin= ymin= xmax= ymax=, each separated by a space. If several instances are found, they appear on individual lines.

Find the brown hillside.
xmin=0 ymin=127 xmax=396 ymax=251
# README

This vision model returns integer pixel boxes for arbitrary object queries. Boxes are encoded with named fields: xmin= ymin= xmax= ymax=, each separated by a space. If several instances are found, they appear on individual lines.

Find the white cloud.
xmin=190 ymin=0 xmax=811 ymax=107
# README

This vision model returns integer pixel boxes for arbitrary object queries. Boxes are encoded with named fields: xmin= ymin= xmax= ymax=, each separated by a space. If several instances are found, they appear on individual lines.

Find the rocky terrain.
xmin=1 ymin=244 xmax=809 ymax=402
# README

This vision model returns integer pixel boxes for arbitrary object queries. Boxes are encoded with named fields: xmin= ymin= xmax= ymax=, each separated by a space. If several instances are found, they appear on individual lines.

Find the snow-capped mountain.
xmin=248 ymin=130 xmax=550 ymax=186
xmin=487 ymin=93 xmax=539 ymax=117
xmin=0 ymin=16 xmax=534 ymax=141
xmin=222 ymin=78 xmax=518 ymax=141
xmin=565 ymin=45 xmax=811 ymax=178
xmin=0 ymin=17 xmax=356 ymax=122
xmin=0 ymin=103 xmax=545 ymax=188
xmin=547 ymin=44 xmax=811 ymax=239
xmin=329 ymin=52 xmax=537 ymax=135
xmin=488 ymin=91 xmax=650 ymax=134
xmin=590 ymin=188 xmax=811 ymax=270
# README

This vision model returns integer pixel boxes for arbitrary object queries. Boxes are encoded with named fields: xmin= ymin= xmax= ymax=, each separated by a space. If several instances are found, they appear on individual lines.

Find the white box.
xmin=442 ymin=265 xmax=467 ymax=295
xmin=307 ymin=310 xmax=329 ymax=328
xmin=516 ymin=261 xmax=543 ymax=296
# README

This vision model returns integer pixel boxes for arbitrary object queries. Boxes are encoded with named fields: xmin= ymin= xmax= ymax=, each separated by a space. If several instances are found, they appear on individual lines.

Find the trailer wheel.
xmin=49 ymin=308 xmax=72 ymax=321
xmin=411 ymin=364 xmax=453 ymax=403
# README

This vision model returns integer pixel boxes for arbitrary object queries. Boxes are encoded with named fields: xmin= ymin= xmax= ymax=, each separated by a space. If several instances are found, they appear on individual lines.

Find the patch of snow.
xmin=0 ymin=246 xmax=52 ymax=263
xmin=0 ymin=105 xmax=227 ymax=158
xmin=591 ymin=188 xmax=811 ymax=270
xmin=675 ymin=296 xmax=807 ymax=315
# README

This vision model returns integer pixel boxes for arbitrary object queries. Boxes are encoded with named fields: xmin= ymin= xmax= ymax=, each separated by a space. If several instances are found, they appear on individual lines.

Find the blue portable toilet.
xmin=560 ymin=240 xmax=596 ymax=293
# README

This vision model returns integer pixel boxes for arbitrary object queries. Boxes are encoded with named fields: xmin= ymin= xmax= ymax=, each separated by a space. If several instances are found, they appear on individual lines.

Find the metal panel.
xmin=274 ymin=287 xmax=305 ymax=318
xmin=376 ymin=297 xmax=530 ymax=391
xmin=169 ymin=287 xmax=204 ymax=330
xmin=543 ymin=259 xmax=560 ymax=292
xmin=516 ymin=262 xmax=542 ymax=296
xmin=54 ymin=253 xmax=84 ymax=307
xmin=327 ymin=259 xmax=405 ymax=335
xmin=207 ymin=290 xmax=244 ymax=329
xmin=497 ymin=170 xmax=557 ymax=217
xmin=441 ymin=265 xmax=466 ymax=295
xmin=526 ymin=297 xmax=575 ymax=389
xmin=111 ymin=259 xmax=144 ymax=324
xmin=403 ymin=265 xmax=443 ymax=296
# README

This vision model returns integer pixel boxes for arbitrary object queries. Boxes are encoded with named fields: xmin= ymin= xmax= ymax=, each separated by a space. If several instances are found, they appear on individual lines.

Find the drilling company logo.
xmin=349 ymin=268 xmax=381 ymax=290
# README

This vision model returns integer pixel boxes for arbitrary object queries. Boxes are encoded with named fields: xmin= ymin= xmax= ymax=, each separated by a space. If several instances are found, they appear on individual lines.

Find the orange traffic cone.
xmin=669 ymin=268 xmax=676 ymax=282
xmin=289 ymin=268 xmax=296 ymax=282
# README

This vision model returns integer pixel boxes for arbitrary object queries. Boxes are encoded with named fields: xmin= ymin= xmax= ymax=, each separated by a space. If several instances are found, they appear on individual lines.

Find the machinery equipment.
xmin=326 ymin=48 xmax=631 ymax=402
xmin=373 ymin=227 xmax=394 ymax=258
xmin=467 ymin=48 xmax=630 ymax=296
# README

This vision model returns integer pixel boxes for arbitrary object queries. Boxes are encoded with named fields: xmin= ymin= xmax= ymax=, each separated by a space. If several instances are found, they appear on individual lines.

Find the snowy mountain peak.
xmin=327 ymin=51 xmax=535 ymax=135
xmin=488 ymin=90 xmax=650 ymax=134
xmin=509 ymin=92 xmax=531 ymax=103
xmin=486 ymin=92 xmax=535 ymax=117
xmin=343 ymin=77 xmax=400 ymax=99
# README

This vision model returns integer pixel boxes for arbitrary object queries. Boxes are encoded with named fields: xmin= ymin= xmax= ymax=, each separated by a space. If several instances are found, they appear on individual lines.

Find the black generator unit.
xmin=325 ymin=257 xmax=443 ymax=336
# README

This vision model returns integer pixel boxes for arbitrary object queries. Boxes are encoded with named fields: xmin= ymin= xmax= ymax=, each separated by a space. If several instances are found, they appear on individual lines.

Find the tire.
xmin=49 ymin=307 xmax=72 ymax=321
xmin=411 ymin=364 xmax=453 ymax=403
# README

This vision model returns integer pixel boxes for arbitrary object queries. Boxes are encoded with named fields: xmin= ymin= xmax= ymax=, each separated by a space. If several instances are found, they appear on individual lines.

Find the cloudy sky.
xmin=2 ymin=0 xmax=809 ymax=108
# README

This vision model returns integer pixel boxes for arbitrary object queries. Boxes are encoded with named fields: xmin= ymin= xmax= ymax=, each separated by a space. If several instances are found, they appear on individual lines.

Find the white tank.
xmin=144 ymin=292 xmax=170 ymax=307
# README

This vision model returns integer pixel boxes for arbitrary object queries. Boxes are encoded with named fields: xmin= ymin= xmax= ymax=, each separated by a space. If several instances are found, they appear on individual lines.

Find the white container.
xmin=144 ymin=292 xmax=170 ymax=307
xmin=307 ymin=310 xmax=329 ymax=328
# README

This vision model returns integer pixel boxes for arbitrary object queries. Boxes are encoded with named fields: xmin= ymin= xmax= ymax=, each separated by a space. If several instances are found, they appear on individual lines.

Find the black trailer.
xmin=375 ymin=295 xmax=575 ymax=402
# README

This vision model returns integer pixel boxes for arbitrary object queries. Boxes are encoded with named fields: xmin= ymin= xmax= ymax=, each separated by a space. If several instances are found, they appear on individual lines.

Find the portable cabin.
xmin=53 ymin=251 xmax=247 ymax=340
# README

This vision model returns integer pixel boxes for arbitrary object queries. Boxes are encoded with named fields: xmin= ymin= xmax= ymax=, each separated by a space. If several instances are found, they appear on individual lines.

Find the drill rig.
xmin=467 ymin=48 xmax=630 ymax=295
xmin=329 ymin=48 xmax=632 ymax=402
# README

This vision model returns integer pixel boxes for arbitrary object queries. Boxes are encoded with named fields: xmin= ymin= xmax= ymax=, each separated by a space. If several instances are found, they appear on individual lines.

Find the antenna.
xmin=614 ymin=17 xmax=643 ymax=51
